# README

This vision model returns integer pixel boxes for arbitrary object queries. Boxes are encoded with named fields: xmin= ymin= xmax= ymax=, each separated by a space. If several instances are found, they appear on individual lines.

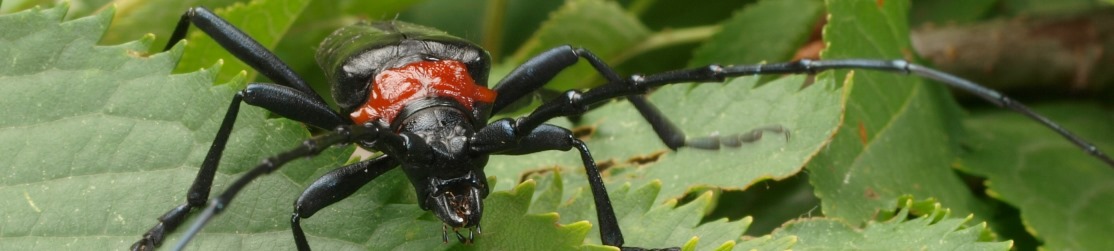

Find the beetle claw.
xmin=441 ymin=224 xmax=449 ymax=243
xmin=453 ymin=229 xmax=466 ymax=243
xmin=468 ymin=227 xmax=475 ymax=243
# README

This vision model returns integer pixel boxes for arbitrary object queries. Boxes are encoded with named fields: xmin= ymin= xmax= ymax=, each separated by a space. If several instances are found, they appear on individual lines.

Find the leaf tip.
xmin=42 ymin=1 xmax=71 ymax=21
xmin=681 ymin=236 xmax=701 ymax=251
xmin=711 ymin=240 xmax=736 ymax=251
xmin=562 ymin=219 xmax=594 ymax=233
xmin=99 ymin=2 xmax=118 ymax=19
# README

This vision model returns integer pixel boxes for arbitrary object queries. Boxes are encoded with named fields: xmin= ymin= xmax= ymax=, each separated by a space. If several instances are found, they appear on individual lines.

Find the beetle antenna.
xmin=170 ymin=124 xmax=396 ymax=250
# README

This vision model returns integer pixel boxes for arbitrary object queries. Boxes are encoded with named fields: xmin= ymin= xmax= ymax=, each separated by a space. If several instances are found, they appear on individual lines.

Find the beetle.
xmin=130 ymin=6 xmax=1114 ymax=251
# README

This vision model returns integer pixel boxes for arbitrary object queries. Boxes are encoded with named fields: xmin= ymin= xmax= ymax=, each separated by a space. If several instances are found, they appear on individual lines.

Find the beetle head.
xmin=392 ymin=104 xmax=491 ymax=242
xmin=426 ymin=171 xmax=486 ymax=229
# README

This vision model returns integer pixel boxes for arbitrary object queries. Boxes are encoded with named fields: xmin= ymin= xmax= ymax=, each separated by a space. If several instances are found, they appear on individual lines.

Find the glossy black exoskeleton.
xmin=132 ymin=6 xmax=1113 ymax=251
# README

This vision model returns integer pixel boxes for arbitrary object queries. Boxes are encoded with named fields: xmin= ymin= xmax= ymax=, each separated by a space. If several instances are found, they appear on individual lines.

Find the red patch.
xmin=350 ymin=60 xmax=496 ymax=125
xmin=876 ymin=0 xmax=884 ymax=8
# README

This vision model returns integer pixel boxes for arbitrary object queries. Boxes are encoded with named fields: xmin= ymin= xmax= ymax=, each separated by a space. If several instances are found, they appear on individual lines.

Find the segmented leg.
xmin=470 ymin=120 xmax=678 ymax=251
xmin=290 ymin=155 xmax=398 ymax=251
xmin=171 ymin=124 xmax=402 ymax=250
xmin=492 ymin=46 xmax=790 ymax=151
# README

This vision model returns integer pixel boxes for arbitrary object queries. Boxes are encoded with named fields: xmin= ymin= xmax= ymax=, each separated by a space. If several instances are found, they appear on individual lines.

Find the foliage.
xmin=1 ymin=0 xmax=1111 ymax=250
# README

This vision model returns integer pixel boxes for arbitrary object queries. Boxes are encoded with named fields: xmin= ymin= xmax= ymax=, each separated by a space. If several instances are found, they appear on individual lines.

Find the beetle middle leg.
xmin=491 ymin=46 xmax=789 ymax=152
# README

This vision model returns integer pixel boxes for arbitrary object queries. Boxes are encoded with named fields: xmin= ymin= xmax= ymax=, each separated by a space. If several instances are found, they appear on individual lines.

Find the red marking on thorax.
xmin=350 ymin=60 xmax=496 ymax=125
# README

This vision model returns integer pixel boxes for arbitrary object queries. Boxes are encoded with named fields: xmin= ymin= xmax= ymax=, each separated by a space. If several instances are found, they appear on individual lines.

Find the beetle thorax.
xmin=349 ymin=60 xmax=496 ymax=126
xmin=398 ymin=105 xmax=475 ymax=166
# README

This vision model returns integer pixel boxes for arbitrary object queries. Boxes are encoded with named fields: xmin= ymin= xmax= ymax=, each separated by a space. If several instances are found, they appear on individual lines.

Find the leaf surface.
xmin=4 ymin=0 xmax=1110 ymax=250
xmin=0 ymin=4 xmax=347 ymax=249
xmin=0 ymin=4 xmax=590 ymax=250
xmin=807 ymin=0 xmax=990 ymax=225
xmin=772 ymin=197 xmax=1011 ymax=250
xmin=958 ymin=103 xmax=1114 ymax=250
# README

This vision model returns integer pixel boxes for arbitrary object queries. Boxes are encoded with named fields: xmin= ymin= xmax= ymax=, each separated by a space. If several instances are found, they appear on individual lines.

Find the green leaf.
xmin=0 ymin=5 xmax=728 ymax=250
xmin=0 ymin=4 xmax=596 ymax=251
xmin=602 ymin=184 xmax=745 ymax=250
xmin=503 ymin=0 xmax=651 ymax=91
xmin=485 ymin=0 xmax=842 ymax=205
xmin=689 ymin=0 xmax=824 ymax=66
xmin=2 ymin=0 xmax=104 ymax=17
xmin=0 ymin=2 xmax=367 ymax=248
xmin=483 ymin=76 xmax=845 ymax=207
xmin=0 ymin=3 xmax=346 ymax=249
xmin=103 ymin=0 xmax=246 ymax=46
xmin=528 ymin=172 xmax=785 ymax=250
xmin=483 ymin=73 xmax=843 ymax=248
xmin=807 ymin=0 xmax=992 ymax=225
xmin=771 ymin=196 xmax=1012 ymax=250
xmin=461 ymin=181 xmax=597 ymax=251
xmin=481 ymin=0 xmax=844 ymax=241
xmin=958 ymin=103 xmax=1114 ymax=251
xmin=7 ymin=0 xmax=1111 ymax=250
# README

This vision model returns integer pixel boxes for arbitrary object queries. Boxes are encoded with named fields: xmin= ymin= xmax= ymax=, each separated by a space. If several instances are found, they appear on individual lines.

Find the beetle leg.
xmin=169 ymin=124 xmax=401 ymax=250
xmin=454 ymin=229 xmax=467 ymax=243
xmin=472 ymin=122 xmax=644 ymax=249
xmin=468 ymin=227 xmax=475 ymax=244
xmin=494 ymin=46 xmax=790 ymax=151
xmin=131 ymin=94 xmax=242 ymax=251
xmin=442 ymin=224 xmax=449 ymax=243
xmin=291 ymin=155 xmax=398 ymax=251
xmin=166 ymin=7 xmax=324 ymax=103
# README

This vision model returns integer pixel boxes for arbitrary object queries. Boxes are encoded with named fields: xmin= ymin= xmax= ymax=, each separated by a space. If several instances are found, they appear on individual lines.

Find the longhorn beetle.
xmin=131 ymin=6 xmax=1114 ymax=251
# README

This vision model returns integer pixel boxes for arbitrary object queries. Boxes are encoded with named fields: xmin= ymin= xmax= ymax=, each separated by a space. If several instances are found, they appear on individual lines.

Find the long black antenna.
xmin=171 ymin=124 xmax=397 ymax=251
xmin=510 ymin=58 xmax=1114 ymax=167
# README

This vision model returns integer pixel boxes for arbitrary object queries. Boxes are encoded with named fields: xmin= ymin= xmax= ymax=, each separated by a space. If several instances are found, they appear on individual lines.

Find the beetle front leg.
xmin=290 ymin=155 xmax=398 ymax=251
